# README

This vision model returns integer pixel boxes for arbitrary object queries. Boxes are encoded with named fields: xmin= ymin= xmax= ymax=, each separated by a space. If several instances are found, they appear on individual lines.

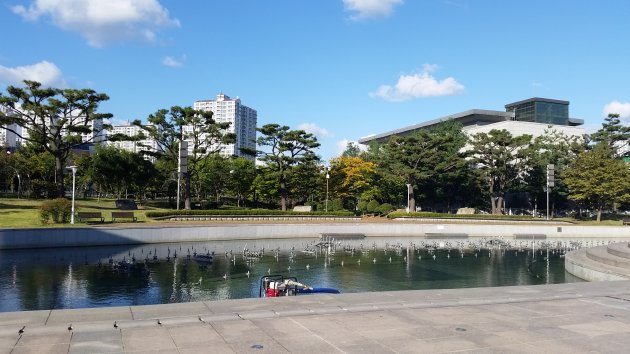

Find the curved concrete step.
xmin=566 ymin=246 xmax=630 ymax=281
xmin=607 ymin=242 xmax=630 ymax=260
xmin=586 ymin=245 xmax=630 ymax=268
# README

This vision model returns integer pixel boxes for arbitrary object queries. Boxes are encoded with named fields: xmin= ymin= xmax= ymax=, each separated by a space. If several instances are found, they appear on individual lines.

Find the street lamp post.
xmin=406 ymin=183 xmax=411 ymax=213
xmin=67 ymin=165 xmax=77 ymax=224
xmin=325 ymin=169 xmax=330 ymax=212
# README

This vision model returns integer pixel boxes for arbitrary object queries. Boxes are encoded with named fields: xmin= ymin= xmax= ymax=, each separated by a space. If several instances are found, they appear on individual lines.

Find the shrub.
xmin=377 ymin=203 xmax=394 ymax=215
xmin=30 ymin=180 xmax=57 ymax=199
xmin=330 ymin=198 xmax=345 ymax=211
xmin=357 ymin=200 xmax=368 ymax=213
xmin=39 ymin=203 xmax=52 ymax=224
xmin=366 ymin=200 xmax=380 ymax=214
xmin=39 ymin=198 xmax=72 ymax=224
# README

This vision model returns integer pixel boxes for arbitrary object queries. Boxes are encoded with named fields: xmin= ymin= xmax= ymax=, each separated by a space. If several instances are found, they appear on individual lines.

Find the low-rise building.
xmin=358 ymin=97 xmax=585 ymax=145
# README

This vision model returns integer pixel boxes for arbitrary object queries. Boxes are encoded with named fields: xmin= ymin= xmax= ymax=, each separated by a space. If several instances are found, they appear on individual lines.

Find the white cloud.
xmin=162 ymin=55 xmax=184 ymax=68
xmin=12 ymin=0 xmax=180 ymax=47
xmin=370 ymin=65 xmax=465 ymax=101
xmin=0 ymin=60 xmax=65 ymax=87
xmin=336 ymin=139 xmax=350 ymax=155
xmin=603 ymin=101 xmax=630 ymax=120
xmin=343 ymin=0 xmax=403 ymax=20
xmin=298 ymin=123 xmax=330 ymax=138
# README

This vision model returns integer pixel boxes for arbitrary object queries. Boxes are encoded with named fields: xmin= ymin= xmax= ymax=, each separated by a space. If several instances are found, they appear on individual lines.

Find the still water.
xmin=0 ymin=237 xmax=584 ymax=312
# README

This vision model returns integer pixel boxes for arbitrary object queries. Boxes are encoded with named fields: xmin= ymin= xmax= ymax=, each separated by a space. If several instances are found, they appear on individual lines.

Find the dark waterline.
xmin=0 ymin=237 xmax=583 ymax=312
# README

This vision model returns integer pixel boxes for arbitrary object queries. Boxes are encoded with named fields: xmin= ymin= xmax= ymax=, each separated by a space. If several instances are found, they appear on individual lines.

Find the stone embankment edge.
xmin=2 ymin=222 xmax=630 ymax=250
xmin=565 ymin=242 xmax=630 ymax=281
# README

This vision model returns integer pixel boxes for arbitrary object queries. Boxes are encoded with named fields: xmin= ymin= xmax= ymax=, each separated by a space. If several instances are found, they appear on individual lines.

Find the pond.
xmin=0 ymin=237 xmax=587 ymax=312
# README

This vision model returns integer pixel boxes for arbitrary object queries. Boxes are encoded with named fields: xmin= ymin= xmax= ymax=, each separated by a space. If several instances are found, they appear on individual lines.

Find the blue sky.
xmin=1 ymin=0 xmax=630 ymax=161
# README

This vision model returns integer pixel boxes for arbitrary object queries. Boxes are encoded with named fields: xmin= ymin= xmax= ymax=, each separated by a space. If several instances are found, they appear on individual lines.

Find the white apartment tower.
xmin=194 ymin=93 xmax=257 ymax=159
xmin=107 ymin=122 xmax=159 ymax=157
xmin=0 ymin=105 xmax=20 ymax=148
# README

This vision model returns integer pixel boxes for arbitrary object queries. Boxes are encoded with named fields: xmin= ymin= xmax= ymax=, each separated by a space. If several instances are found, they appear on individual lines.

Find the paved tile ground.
xmin=1 ymin=281 xmax=629 ymax=353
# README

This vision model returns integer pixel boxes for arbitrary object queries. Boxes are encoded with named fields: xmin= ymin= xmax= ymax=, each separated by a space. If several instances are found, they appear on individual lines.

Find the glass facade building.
xmin=358 ymin=97 xmax=584 ymax=146
xmin=505 ymin=98 xmax=570 ymax=125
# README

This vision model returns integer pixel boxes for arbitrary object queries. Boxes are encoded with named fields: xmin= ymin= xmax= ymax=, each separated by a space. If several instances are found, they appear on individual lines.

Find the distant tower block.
xmin=194 ymin=93 xmax=257 ymax=160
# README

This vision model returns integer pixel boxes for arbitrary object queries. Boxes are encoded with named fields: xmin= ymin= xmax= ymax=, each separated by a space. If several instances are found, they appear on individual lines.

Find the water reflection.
xmin=0 ymin=237 xmax=603 ymax=312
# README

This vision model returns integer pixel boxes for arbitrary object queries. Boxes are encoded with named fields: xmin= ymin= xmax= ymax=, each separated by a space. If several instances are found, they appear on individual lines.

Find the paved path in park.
xmin=1 ymin=280 xmax=630 ymax=353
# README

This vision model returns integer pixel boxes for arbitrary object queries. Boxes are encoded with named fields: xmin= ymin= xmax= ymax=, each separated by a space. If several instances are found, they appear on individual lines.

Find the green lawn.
xmin=0 ymin=198 xmax=167 ymax=228
xmin=0 ymin=198 xmax=628 ymax=228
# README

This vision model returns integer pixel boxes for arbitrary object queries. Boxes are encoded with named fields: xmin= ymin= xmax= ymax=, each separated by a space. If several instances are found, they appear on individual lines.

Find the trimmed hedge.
xmin=146 ymin=209 xmax=356 ymax=218
xmin=387 ymin=211 xmax=538 ymax=220
xmin=377 ymin=203 xmax=394 ymax=215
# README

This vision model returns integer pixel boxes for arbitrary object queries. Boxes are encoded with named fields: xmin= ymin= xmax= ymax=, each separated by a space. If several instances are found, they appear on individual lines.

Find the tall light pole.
xmin=67 ymin=165 xmax=77 ymax=224
xmin=325 ymin=168 xmax=330 ymax=212
xmin=406 ymin=183 xmax=411 ymax=213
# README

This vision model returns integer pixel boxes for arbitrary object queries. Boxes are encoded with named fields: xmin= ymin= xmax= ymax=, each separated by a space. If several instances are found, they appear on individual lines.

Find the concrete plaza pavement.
xmin=1 ymin=280 xmax=630 ymax=353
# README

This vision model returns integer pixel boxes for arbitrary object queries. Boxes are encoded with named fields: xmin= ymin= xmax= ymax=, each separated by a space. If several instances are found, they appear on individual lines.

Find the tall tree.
xmin=198 ymin=154 xmax=231 ymax=204
xmin=0 ymin=80 xmax=112 ymax=196
xmin=287 ymin=158 xmax=322 ymax=206
xmin=380 ymin=121 xmax=467 ymax=211
xmin=134 ymin=106 xmax=234 ymax=209
xmin=226 ymin=157 xmax=256 ymax=207
xmin=562 ymin=144 xmax=630 ymax=221
xmin=252 ymin=166 xmax=280 ymax=207
xmin=362 ymin=142 xmax=403 ymax=206
xmin=590 ymin=113 xmax=630 ymax=157
xmin=255 ymin=124 xmax=320 ymax=211
xmin=341 ymin=142 xmax=361 ymax=157
xmin=21 ymin=146 xmax=56 ymax=198
xmin=468 ymin=129 xmax=532 ymax=214
xmin=329 ymin=156 xmax=377 ymax=207
xmin=525 ymin=128 xmax=585 ymax=215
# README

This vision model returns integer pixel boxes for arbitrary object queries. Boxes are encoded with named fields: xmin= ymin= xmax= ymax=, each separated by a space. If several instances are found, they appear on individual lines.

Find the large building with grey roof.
xmin=358 ymin=97 xmax=585 ymax=145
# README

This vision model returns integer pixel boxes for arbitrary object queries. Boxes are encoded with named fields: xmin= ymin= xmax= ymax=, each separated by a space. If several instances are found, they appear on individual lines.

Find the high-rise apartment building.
xmin=0 ymin=105 xmax=20 ymax=149
xmin=194 ymin=93 xmax=257 ymax=159
xmin=107 ymin=122 xmax=159 ymax=157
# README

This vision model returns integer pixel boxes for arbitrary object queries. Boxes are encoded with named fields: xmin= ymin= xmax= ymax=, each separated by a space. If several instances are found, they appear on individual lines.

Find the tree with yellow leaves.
xmin=329 ymin=156 xmax=377 ymax=209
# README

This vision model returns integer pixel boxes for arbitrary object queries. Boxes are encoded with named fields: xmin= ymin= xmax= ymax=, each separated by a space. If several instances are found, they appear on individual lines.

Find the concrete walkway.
xmin=1 ymin=280 xmax=630 ymax=353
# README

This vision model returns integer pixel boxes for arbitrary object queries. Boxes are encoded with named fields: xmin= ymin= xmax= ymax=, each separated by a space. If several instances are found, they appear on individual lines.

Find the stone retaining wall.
xmin=2 ymin=222 xmax=630 ymax=250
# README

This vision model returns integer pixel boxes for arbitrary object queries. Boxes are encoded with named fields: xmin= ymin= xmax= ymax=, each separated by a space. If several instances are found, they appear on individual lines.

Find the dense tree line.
xmin=2 ymin=81 xmax=630 ymax=220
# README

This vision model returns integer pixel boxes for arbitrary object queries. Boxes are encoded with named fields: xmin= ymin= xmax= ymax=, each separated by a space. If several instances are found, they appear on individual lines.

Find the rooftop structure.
xmin=359 ymin=97 xmax=585 ymax=145
xmin=505 ymin=97 xmax=583 ymax=126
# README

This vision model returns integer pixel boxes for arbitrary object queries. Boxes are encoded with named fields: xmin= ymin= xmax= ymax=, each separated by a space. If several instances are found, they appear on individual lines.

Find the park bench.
xmin=623 ymin=217 xmax=630 ymax=226
xmin=77 ymin=212 xmax=104 ymax=223
xmin=112 ymin=211 xmax=137 ymax=223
